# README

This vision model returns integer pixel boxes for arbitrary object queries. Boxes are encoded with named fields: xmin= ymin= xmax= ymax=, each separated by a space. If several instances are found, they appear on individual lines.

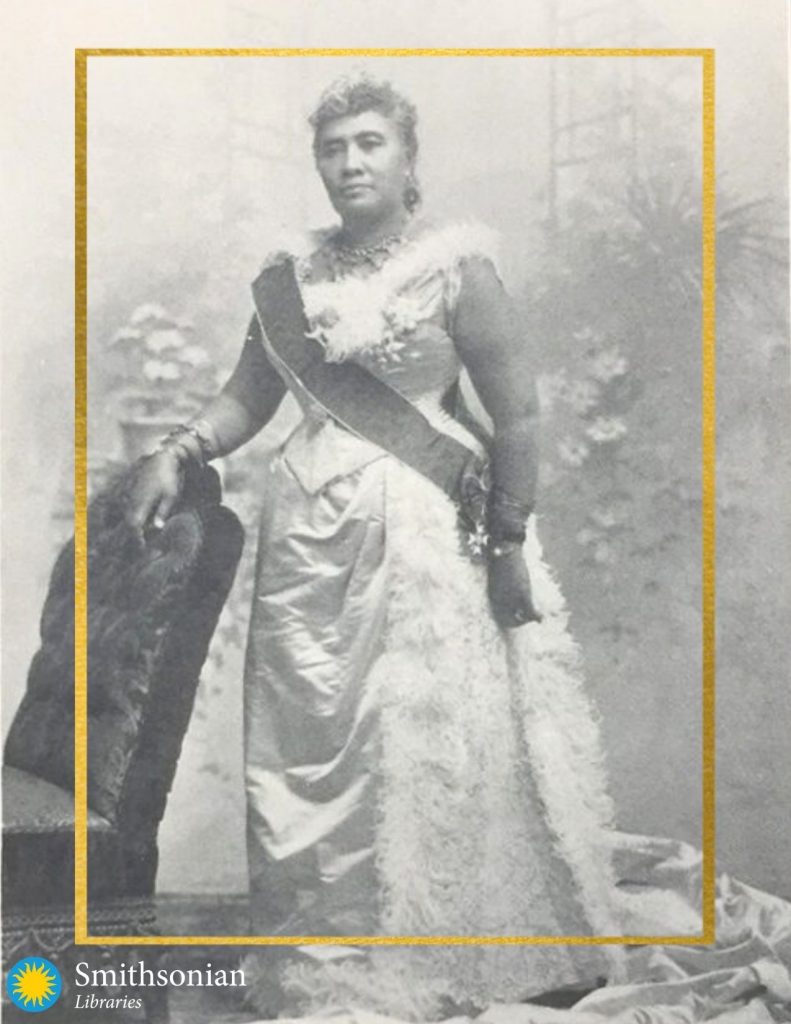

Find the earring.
xmin=403 ymin=171 xmax=420 ymax=213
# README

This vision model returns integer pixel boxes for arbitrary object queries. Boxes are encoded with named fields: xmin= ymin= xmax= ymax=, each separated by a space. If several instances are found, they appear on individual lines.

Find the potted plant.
xmin=108 ymin=303 xmax=217 ymax=463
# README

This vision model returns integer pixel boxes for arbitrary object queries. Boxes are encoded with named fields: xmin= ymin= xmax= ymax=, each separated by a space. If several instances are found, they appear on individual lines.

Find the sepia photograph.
xmin=1 ymin=2 xmax=789 ymax=1023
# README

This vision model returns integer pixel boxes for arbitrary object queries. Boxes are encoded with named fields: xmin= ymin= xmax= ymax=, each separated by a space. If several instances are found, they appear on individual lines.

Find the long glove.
xmin=486 ymin=421 xmax=542 ymax=628
xmin=449 ymin=254 xmax=542 ymax=629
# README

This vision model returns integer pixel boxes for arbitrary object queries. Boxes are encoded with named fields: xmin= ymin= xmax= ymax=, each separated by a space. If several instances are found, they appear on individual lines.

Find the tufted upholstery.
xmin=2 ymin=461 xmax=244 ymax=1017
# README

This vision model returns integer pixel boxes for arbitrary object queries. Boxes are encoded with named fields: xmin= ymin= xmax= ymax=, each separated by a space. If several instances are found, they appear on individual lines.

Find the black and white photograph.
xmin=1 ymin=2 xmax=789 ymax=1023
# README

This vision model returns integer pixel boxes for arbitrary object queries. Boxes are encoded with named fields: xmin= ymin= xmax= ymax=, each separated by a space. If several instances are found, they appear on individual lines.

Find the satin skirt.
xmin=242 ymin=450 xmax=679 ymax=1015
xmin=244 ymin=450 xmax=387 ymax=938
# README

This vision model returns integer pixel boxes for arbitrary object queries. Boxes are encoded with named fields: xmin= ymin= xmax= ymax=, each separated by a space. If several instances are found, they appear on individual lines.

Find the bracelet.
xmin=489 ymin=524 xmax=528 ymax=544
xmin=488 ymin=539 xmax=523 ymax=560
xmin=487 ymin=486 xmax=534 ymax=544
xmin=188 ymin=419 xmax=219 ymax=463
xmin=155 ymin=422 xmax=216 ymax=468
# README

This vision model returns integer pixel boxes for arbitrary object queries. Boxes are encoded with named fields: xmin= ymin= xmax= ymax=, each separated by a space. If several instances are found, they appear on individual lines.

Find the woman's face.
xmin=314 ymin=109 xmax=411 ymax=224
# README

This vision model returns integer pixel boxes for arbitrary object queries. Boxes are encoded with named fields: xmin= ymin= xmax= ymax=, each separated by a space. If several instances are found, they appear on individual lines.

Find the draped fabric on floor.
xmin=240 ymin=834 xmax=791 ymax=1023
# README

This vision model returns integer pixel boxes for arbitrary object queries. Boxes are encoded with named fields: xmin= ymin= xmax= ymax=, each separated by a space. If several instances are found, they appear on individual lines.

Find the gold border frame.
xmin=74 ymin=47 xmax=716 ymax=947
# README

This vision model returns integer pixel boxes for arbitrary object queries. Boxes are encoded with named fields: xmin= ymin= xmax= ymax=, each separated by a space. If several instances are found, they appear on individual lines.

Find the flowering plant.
xmin=109 ymin=303 xmax=218 ymax=422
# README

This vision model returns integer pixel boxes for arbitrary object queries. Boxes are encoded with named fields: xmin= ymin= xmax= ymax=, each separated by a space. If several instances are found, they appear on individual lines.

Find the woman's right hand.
xmin=124 ymin=450 xmax=184 ymax=539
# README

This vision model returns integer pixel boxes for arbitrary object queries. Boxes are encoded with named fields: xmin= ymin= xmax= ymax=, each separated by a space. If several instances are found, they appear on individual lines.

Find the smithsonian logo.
xmin=6 ymin=957 xmax=62 ymax=1012
xmin=5 ymin=955 xmax=245 ymax=1012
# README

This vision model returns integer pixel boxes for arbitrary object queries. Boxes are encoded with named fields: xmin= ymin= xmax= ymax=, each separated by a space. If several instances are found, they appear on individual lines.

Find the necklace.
xmin=328 ymin=232 xmax=406 ymax=275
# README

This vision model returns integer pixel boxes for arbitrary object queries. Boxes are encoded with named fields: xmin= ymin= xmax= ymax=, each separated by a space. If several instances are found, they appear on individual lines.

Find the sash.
xmin=251 ymin=259 xmax=487 ymax=509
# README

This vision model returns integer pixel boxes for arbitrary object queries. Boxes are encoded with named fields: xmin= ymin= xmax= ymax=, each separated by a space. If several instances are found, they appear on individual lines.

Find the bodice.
xmin=260 ymin=222 xmax=499 ymax=493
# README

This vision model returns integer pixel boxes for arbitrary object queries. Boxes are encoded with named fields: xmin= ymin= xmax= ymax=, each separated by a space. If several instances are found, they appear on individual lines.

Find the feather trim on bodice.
xmin=260 ymin=221 xmax=501 ymax=364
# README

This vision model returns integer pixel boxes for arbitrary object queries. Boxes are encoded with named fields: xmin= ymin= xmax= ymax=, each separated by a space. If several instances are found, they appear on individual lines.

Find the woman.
xmin=127 ymin=74 xmax=625 ymax=1018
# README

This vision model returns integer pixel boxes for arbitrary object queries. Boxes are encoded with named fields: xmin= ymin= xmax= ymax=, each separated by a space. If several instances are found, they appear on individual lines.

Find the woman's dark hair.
xmin=309 ymin=74 xmax=419 ymax=160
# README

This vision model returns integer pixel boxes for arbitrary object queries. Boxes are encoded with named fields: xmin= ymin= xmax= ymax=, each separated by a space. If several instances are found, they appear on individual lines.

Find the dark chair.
xmin=2 ymin=462 xmax=244 ymax=1021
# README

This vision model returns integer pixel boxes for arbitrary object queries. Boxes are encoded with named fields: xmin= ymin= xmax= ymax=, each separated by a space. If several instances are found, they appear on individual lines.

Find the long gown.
xmin=237 ymin=223 xmax=791 ymax=1022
